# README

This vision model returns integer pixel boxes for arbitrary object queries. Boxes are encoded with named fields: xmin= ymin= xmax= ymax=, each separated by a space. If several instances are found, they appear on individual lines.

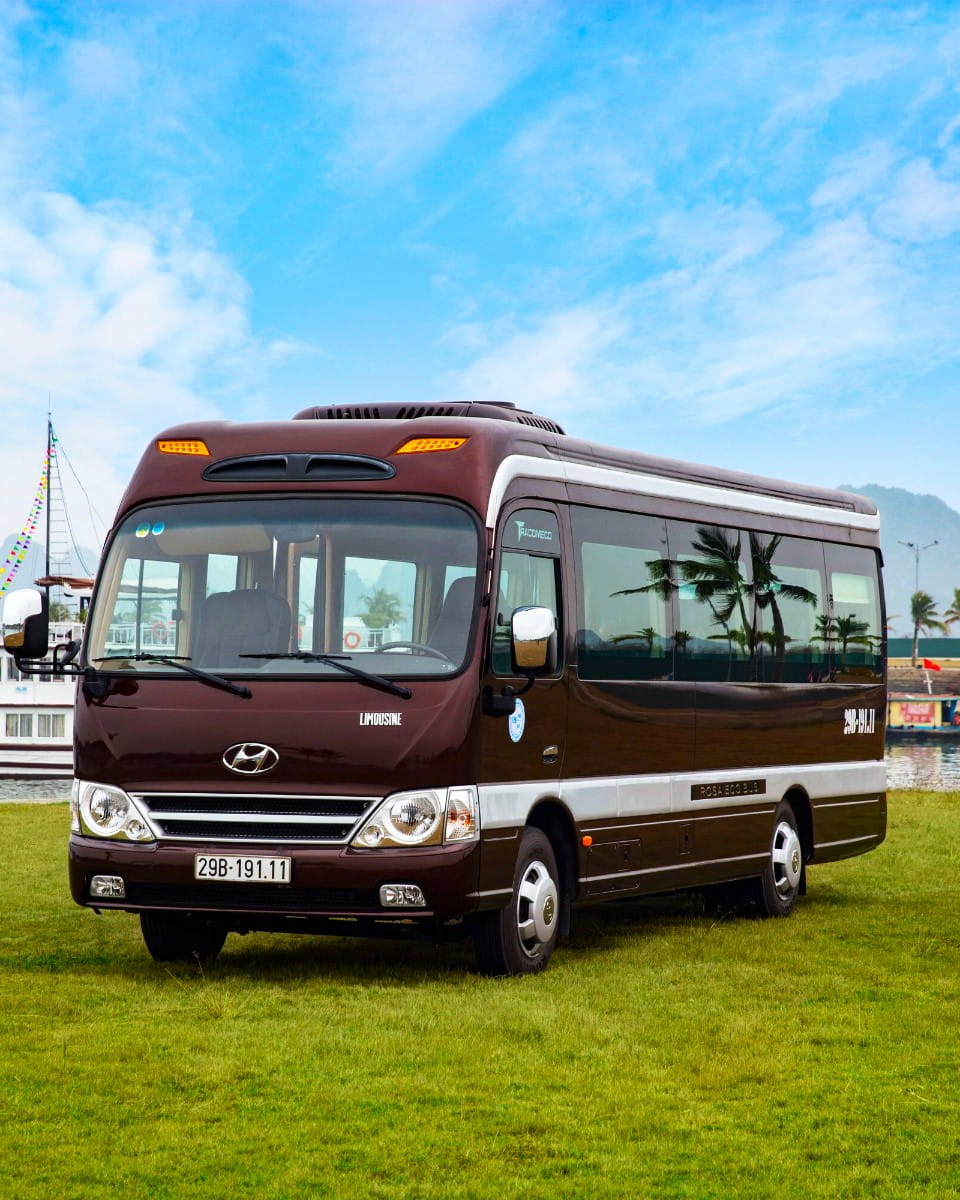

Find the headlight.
xmin=352 ymin=786 xmax=479 ymax=849
xmin=75 ymin=781 xmax=155 ymax=843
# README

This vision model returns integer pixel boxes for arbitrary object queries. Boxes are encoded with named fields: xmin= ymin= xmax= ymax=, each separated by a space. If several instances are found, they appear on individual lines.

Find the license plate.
xmin=194 ymin=854 xmax=292 ymax=884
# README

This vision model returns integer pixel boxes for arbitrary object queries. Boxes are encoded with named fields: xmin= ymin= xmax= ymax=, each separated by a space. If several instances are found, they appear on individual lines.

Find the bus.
xmin=2 ymin=402 xmax=886 ymax=975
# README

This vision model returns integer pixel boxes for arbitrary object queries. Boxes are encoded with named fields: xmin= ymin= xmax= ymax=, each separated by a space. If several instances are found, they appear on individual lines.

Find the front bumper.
xmin=68 ymin=835 xmax=483 ymax=924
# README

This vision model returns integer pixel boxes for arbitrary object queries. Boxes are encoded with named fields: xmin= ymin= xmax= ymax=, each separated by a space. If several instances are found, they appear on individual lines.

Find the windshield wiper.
xmin=93 ymin=654 xmax=252 ymax=699
xmin=240 ymin=652 xmax=412 ymax=699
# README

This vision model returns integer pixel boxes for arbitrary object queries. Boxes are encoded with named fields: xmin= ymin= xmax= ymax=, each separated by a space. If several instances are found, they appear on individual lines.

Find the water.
xmin=885 ymin=738 xmax=960 ymax=792
xmin=0 ymin=777 xmax=72 ymax=803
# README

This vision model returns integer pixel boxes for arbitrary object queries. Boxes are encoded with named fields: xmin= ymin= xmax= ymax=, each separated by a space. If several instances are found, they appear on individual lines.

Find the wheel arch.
xmin=526 ymin=798 xmax=578 ymax=936
xmin=782 ymin=785 xmax=813 ymax=881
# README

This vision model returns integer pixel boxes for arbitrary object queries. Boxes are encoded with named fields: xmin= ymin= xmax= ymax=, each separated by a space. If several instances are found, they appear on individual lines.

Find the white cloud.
xmin=504 ymin=95 xmax=652 ymax=219
xmin=62 ymin=38 xmax=142 ymax=104
xmin=320 ymin=0 xmax=550 ymax=180
xmin=442 ymin=209 xmax=937 ymax=432
xmin=0 ymin=191 xmax=259 ymax=549
xmin=811 ymin=141 xmax=899 ymax=211
xmin=764 ymin=44 xmax=912 ymax=132
xmin=874 ymin=157 xmax=960 ymax=241
xmin=444 ymin=304 xmax=628 ymax=415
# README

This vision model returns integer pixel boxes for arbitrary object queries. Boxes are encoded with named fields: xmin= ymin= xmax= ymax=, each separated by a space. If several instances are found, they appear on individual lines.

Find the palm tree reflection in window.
xmin=612 ymin=527 xmax=818 ymax=682
xmin=815 ymin=613 xmax=872 ymax=673
xmin=749 ymin=533 xmax=818 ymax=682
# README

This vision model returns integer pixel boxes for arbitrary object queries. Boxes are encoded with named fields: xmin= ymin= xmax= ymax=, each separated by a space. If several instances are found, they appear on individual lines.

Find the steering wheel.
xmin=377 ymin=641 xmax=454 ymax=663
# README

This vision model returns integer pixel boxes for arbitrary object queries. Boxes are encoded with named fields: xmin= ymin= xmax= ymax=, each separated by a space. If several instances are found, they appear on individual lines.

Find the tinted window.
xmin=823 ymin=545 xmax=883 ymax=681
xmin=573 ymin=506 xmax=671 ymax=681
xmin=751 ymin=534 xmax=826 ymax=682
xmin=669 ymin=521 xmax=753 ymax=682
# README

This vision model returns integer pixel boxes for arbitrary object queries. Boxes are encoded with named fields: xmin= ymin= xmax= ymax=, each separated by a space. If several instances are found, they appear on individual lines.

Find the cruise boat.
xmin=1 ymin=417 xmax=99 ymax=778
xmin=887 ymin=691 xmax=960 ymax=738
xmin=0 ymin=620 xmax=78 ymax=778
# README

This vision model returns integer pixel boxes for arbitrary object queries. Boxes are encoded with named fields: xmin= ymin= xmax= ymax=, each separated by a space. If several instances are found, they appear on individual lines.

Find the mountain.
xmin=0 ymin=536 xmax=100 ymax=595
xmin=839 ymin=485 xmax=960 ymax=636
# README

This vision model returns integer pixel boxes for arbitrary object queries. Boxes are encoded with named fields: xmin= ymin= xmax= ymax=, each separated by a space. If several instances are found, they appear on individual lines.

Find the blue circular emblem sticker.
xmin=151 ymin=521 xmax=165 ymax=536
xmin=134 ymin=522 xmax=150 ymax=539
xmin=508 ymin=697 xmax=526 ymax=743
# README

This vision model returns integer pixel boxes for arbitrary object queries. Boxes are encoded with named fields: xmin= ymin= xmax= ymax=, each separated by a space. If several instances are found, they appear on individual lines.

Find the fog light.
xmin=379 ymin=883 xmax=426 ymax=908
xmin=90 ymin=875 xmax=126 ymax=899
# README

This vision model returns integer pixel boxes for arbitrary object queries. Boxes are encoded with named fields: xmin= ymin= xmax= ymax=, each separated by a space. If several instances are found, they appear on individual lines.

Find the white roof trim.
xmin=485 ymin=455 xmax=880 ymax=533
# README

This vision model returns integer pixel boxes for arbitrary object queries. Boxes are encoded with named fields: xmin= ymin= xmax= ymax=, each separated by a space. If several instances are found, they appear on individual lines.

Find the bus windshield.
xmin=85 ymin=497 xmax=481 ymax=679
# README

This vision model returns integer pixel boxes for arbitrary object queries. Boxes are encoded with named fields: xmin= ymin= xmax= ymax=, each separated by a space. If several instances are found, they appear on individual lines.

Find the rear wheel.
xmin=756 ymin=801 xmax=804 ymax=917
xmin=140 ymin=912 xmax=227 ymax=963
xmin=473 ymin=828 xmax=560 ymax=976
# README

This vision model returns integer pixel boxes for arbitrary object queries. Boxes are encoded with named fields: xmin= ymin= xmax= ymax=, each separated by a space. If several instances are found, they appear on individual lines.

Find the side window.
xmin=668 ymin=521 xmax=753 ymax=682
xmin=572 ymin=506 xmax=671 ymax=681
xmin=824 ymin=545 xmax=883 ymax=681
xmin=342 ymin=556 xmax=416 ymax=650
xmin=105 ymin=557 xmax=181 ymax=655
xmin=492 ymin=552 xmax=560 ymax=674
xmin=493 ymin=509 xmax=562 ymax=676
xmin=296 ymin=554 xmax=318 ymax=650
xmin=206 ymin=553 xmax=239 ymax=597
xmin=751 ymin=534 xmax=827 ymax=683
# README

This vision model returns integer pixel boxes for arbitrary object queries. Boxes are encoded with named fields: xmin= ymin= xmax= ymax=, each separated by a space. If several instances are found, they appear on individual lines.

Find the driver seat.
xmin=428 ymin=577 xmax=475 ymax=663
xmin=195 ymin=589 xmax=292 ymax=668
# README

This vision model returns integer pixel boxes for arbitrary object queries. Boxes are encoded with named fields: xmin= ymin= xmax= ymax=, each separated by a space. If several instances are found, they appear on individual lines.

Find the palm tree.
xmin=832 ymin=613 xmax=871 ymax=670
xmin=748 ymin=533 xmax=817 ymax=681
xmin=943 ymin=588 xmax=960 ymax=630
xmin=909 ymin=591 xmax=948 ymax=667
xmin=359 ymin=588 xmax=405 ymax=633
xmin=679 ymin=526 xmax=753 ymax=677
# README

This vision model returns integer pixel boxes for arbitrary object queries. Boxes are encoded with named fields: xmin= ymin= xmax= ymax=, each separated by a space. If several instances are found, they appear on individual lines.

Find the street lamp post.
xmin=898 ymin=539 xmax=938 ymax=594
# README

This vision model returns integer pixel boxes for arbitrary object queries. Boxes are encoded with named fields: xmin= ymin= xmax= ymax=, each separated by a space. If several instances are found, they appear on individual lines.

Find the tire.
xmin=473 ymin=828 xmax=560 ymax=976
xmin=756 ymin=801 xmax=804 ymax=917
xmin=140 ymin=912 xmax=227 ymax=963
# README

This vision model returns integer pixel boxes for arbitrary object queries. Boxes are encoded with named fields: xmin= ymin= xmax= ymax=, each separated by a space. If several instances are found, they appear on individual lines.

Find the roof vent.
xmin=203 ymin=453 xmax=395 ymax=483
xmin=292 ymin=401 xmax=564 ymax=435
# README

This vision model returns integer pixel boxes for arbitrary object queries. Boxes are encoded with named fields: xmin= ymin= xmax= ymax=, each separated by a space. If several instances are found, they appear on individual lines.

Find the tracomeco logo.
xmin=514 ymin=519 xmax=554 ymax=543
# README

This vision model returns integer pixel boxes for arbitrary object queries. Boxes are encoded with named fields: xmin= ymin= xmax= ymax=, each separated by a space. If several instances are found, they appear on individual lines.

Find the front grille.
xmin=123 ymin=881 xmax=380 ymax=912
xmin=136 ymin=792 xmax=378 ymax=845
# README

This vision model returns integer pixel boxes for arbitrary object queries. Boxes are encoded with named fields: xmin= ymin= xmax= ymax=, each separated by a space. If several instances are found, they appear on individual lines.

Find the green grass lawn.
xmin=2 ymin=792 xmax=959 ymax=1199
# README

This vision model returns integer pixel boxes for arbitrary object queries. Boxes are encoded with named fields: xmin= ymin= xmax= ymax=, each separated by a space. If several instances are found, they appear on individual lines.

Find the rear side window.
xmin=824 ymin=545 xmax=883 ymax=681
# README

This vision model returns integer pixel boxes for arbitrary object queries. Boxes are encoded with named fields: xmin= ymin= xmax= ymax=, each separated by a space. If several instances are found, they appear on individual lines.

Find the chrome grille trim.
xmin=134 ymin=791 xmax=379 ymax=845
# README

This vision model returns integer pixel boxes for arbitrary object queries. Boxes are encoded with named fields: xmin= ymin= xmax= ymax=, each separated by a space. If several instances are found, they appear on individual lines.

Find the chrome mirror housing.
xmin=511 ymin=605 xmax=557 ymax=673
xmin=2 ymin=587 xmax=49 ymax=658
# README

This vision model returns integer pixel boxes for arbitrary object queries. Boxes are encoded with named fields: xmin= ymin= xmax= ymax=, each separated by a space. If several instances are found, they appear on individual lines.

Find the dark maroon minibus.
xmin=2 ymin=403 xmax=886 ymax=974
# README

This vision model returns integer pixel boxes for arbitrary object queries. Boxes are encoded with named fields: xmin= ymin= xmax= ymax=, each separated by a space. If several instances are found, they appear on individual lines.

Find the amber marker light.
xmin=157 ymin=439 xmax=211 ymax=456
xmin=582 ymin=836 xmax=593 ymax=848
xmin=394 ymin=436 xmax=468 ymax=454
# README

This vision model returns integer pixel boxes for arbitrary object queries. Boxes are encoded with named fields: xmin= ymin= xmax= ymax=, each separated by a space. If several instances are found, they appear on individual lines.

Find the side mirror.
xmin=2 ymin=587 xmax=50 ymax=660
xmin=511 ymin=605 xmax=557 ymax=674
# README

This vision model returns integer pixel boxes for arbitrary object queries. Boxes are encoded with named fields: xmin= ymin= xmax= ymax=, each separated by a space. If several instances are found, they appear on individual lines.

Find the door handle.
xmin=542 ymin=744 xmax=559 ymax=765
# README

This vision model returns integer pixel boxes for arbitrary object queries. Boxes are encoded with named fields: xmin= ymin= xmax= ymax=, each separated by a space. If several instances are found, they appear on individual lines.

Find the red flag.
xmin=923 ymin=657 xmax=942 ymax=671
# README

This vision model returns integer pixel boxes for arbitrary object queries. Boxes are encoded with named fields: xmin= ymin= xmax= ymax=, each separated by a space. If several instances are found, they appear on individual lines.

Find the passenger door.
xmin=480 ymin=505 xmax=567 ymax=785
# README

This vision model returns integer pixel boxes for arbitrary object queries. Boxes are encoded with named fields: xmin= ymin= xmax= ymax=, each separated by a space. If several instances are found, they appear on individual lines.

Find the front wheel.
xmin=756 ymin=801 xmax=804 ymax=917
xmin=473 ymin=828 xmax=560 ymax=976
xmin=140 ymin=912 xmax=227 ymax=963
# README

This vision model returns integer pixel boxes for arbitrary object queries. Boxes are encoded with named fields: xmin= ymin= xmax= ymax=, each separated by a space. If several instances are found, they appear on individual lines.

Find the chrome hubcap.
xmin=516 ymin=859 xmax=558 ymax=958
xmin=771 ymin=820 xmax=803 ymax=897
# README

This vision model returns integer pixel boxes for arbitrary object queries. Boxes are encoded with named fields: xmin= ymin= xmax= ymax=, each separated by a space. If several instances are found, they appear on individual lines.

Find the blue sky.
xmin=3 ymin=0 xmax=960 ymax=554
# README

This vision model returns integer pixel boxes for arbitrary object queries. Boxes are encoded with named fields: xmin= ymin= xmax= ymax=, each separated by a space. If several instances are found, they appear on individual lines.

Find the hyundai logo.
xmin=223 ymin=742 xmax=280 ymax=775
